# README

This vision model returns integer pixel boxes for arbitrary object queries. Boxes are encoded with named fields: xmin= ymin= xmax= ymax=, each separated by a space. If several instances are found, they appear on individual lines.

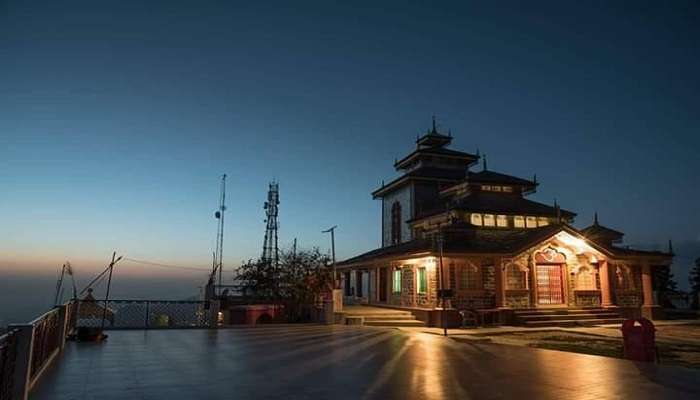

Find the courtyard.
xmin=31 ymin=325 xmax=700 ymax=400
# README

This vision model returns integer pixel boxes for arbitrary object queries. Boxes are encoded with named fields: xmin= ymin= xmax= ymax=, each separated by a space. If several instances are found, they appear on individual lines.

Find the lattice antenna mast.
xmin=262 ymin=181 xmax=280 ymax=269
xmin=213 ymin=174 xmax=227 ymax=288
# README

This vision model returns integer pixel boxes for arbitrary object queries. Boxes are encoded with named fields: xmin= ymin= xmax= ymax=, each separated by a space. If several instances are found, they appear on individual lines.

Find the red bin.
xmin=621 ymin=318 xmax=657 ymax=362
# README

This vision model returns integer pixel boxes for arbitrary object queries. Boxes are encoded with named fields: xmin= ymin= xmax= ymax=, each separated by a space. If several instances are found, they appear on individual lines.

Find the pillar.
xmin=495 ymin=257 xmax=506 ymax=308
xmin=599 ymin=260 xmax=613 ymax=307
xmin=641 ymin=261 xmax=664 ymax=320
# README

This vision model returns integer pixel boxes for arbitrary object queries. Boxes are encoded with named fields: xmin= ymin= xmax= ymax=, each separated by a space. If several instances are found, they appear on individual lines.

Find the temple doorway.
xmin=535 ymin=247 xmax=567 ymax=306
xmin=535 ymin=264 xmax=565 ymax=305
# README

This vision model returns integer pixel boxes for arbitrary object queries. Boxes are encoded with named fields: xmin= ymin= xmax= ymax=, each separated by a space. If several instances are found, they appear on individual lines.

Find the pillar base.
xmin=641 ymin=305 xmax=665 ymax=320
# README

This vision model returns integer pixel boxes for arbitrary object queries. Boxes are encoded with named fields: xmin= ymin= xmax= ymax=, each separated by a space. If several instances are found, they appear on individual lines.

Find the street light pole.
xmin=437 ymin=229 xmax=447 ymax=337
xmin=322 ymin=225 xmax=337 ymax=288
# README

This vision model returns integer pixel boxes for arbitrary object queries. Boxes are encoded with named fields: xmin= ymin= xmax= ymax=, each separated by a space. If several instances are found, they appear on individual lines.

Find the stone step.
xmin=521 ymin=318 xmax=626 ymax=328
xmin=514 ymin=308 xmax=610 ymax=316
xmin=517 ymin=313 xmax=621 ymax=322
xmin=362 ymin=315 xmax=417 ymax=321
xmin=344 ymin=312 xmax=413 ymax=318
xmin=364 ymin=319 xmax=425 ymax=327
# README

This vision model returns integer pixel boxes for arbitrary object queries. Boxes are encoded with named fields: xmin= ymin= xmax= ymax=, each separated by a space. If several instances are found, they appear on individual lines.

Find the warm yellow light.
xmin=555 ymin=232 xmax=587 ymax=254
xmin=590 ymin=255 xmax=598 ymax=264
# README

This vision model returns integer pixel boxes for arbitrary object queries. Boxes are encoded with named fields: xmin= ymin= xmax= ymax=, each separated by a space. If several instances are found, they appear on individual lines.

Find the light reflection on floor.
xmin=31 ymin=325 xmax=700 ymax=400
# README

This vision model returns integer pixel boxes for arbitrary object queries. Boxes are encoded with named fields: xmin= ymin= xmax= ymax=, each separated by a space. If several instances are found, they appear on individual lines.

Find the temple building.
xmin=337 ymin=120 xmax=673 ymax=326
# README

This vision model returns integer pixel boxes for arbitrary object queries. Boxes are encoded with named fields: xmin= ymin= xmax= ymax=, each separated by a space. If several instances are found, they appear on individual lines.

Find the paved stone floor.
xmin=31 ymin=325 xmax=700 ymax=400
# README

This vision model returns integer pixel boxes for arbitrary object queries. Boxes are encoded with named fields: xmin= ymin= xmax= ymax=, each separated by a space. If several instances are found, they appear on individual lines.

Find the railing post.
xmin=56 ymin=305 xmax=69 ymax=351
xmin=144 ymin=301 xmax=150 ymax=329
xmin=8 ymin=324 xmax=34 ymax=400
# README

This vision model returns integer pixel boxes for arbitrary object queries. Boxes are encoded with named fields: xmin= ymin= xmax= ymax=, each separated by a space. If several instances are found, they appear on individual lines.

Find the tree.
xmin=235 ymin=246 xmax=333 ymax=322
xmin=654 ymin=265 xmax=678 ymax=308
xmin=690 ymin=257 xmax=700 ymax=309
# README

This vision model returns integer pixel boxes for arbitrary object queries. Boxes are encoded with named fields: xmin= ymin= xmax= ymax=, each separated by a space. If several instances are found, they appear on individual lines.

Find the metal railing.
xmin=0 ymin=330 xmax=18 ymax=400
xmin=76 ymin=300 xmax=213 ymax=329
xmin=27 ymin=309 xmax=61 ymax=382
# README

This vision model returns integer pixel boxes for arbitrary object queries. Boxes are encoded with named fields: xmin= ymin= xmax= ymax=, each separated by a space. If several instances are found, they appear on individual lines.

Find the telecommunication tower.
xmin=261 ymin=181 xmax=280 ymax=268
xmin=213 ymin=174 xmax=227 ymax=288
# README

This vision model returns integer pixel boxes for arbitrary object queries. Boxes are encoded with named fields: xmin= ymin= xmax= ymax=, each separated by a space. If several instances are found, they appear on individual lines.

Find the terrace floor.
xmin=31 ymin=325 xmax=700 ymax=400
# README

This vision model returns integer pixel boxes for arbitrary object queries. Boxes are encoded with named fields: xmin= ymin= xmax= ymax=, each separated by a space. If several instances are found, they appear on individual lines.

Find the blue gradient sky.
xmin=1 ymin=1 xmax=699 ymax=284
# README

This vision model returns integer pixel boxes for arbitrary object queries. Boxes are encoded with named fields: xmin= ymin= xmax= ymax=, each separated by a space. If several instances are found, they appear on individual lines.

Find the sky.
xmin=1 ymin=1 xmax=699 ymax=321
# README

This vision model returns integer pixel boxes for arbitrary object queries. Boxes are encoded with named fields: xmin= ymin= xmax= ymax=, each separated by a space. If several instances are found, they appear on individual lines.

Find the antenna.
xmin=213 ymin=174 xmax=227 ymax=290
xmin=262 ymin=181 xmax=280 ymax=270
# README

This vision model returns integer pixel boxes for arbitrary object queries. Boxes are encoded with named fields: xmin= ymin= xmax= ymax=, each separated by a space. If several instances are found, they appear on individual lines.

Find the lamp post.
xmin=322 ymin=225 xmax=337 ymax=288
xmin=437 ymin=229 xmax=447 ymax=337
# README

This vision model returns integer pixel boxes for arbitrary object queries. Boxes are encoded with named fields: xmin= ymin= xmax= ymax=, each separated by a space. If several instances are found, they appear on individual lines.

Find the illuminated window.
xmin=576 ymin=267 xmax=596 ymax=290
xmin=506 ymin=263 xmax=527 ymax=290
xmin=503 ymin=186 xmax=513 ymax=193
xmin=514 ymin=216 xmax=525 ymax=228
xmin=492 ymin=185 xmax=502 ymax=192
xmin=458 ymin=263 xmax=480 ymax=290
xmin=483 ymin=214 xmax=495 ymax=226
xmin=481 ymin=185 xmax=492 ymax=191
xmin=496 ymin=215 xmax=508 ymax=227
xmin=417 ymin=267 xmax=427 ymax=294
xmin=470 ymin=213 xmax=483 ymax=226
xmin=392 ymin=269 xmax=402 ymax=293
xmin=537 ymin=217 xmax=549 ymax=227
xmin=526 ymin=216 xmax=537 ymax=228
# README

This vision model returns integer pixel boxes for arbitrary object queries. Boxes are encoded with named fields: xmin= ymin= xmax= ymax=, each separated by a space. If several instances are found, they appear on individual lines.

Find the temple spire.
xmin=668 ymin=239 xmax=674 ymax=255
xmin=483 ymin=154 xmax=488 ymax=171
xmin=594 ymin=212 xmax=599 ymax=226
xmin=431 ymin=115 xmax=437 ymax=134
xmin=533 ymin=174 xmax=537 ymax=185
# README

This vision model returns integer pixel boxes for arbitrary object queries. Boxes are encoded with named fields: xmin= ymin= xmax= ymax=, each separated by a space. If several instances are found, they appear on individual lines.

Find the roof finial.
xmin=381 ymin=179 xmax=385 ymax=187
xmin=668 ymin=239 xmax=674 ymax=255
xmin=431 ymin=115 xmax=437 ymax=134
xmin=476 ymin=147 xmax=480 ymax=157
xmin=554 ymin=199 xmax=561 ymax=223
xmin=594 ymin=212 xmax=599 ymax=226
xmin=448 ymin=128 xmax=452 ymax=137
xmin=533 ymin=174 xmax=537 ymax=184
xmin=482 ymin=154 xmax=488 ymax=171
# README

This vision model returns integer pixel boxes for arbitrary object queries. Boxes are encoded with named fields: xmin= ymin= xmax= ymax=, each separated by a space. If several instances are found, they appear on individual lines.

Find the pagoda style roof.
xmin=372 ymin=166 xmax=467 ymax=198
xmin=467 ymin=170 xmax=537 ymax=187
xmin=394 ymin=147 xmax=479 ymax=170
xmin=580 ymin=214 xmax=625 ymax=244
xmin=452 ymin=192 xmax=576 ymax=218
xmin=338 ymin=224 xmax=672 ymax=267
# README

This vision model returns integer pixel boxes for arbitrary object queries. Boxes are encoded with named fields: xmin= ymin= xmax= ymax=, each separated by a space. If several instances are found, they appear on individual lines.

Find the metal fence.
xmin=0 ymin=330 xmax=18 ymax=400
xmin=76 ymin=300 xmax=213 ymax=329
xmin=28 ymin=309 xmax=61 ymax=382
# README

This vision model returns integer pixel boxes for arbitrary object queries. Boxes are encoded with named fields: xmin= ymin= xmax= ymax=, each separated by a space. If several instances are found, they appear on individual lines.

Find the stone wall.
xmin=400 ymin=267 xmax=415 ymax=307
xmin=574 ymin=292 xmax=601 ymax=307
xmin=446 ymin=259 xmax=496 ymax=310
xmin=505 ymin=291 xmax=530 ymax=308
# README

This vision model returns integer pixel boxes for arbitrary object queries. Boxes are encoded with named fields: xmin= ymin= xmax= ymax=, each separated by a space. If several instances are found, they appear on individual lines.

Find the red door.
xmin=536 ymin=265 xmax=564 ymax=305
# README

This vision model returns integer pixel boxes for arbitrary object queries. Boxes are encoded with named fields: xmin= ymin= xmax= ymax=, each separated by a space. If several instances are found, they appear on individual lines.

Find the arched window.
xmin=576 ymin=266 xmax=596 ymax=290
xmin=616 ymin=265 xmax=635 ymax=291
xmin=505 ymin=263 xmax=528 ymax=290
xmin=391 ymin=202 xmax=402 ymax=244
